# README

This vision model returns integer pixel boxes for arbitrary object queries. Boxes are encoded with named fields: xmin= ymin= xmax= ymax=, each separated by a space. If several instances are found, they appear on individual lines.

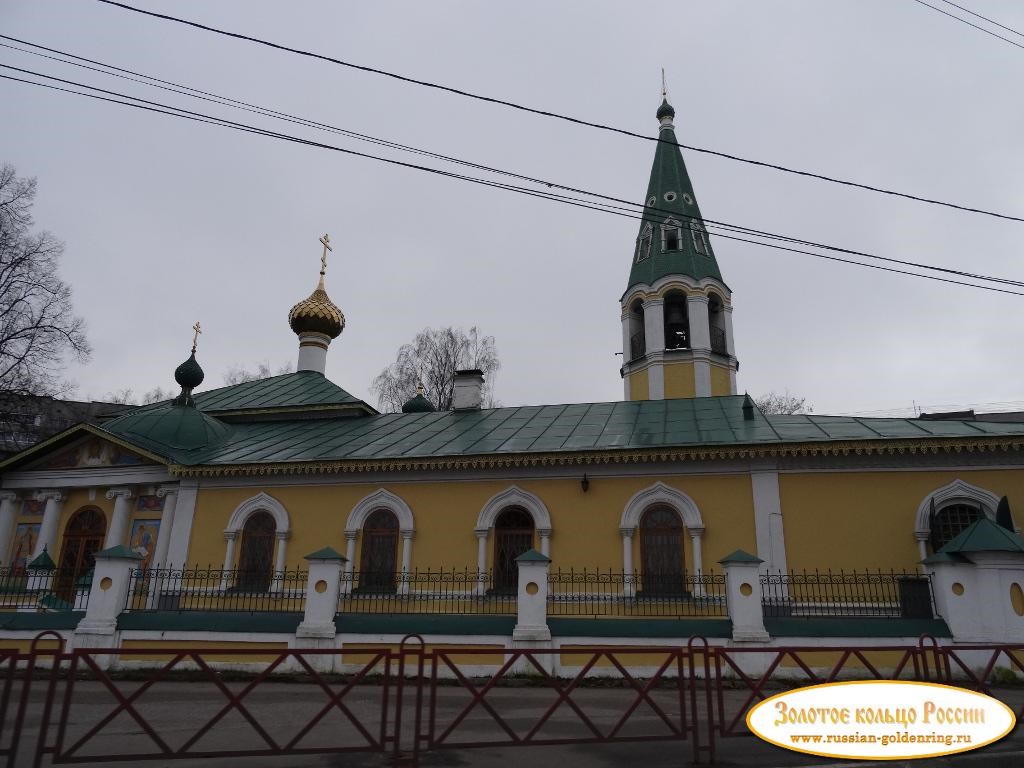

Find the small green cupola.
xmin=173 ymin=329 xmax=205 ymax=407
xmin=402 ymin=383 xmax=435 ymax=413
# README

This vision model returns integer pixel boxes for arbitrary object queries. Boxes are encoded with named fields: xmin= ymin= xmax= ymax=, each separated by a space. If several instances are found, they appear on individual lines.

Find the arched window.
xmin=56 ymin=508 xmax=106 ymax=600
xmin=635 ymin=225 xmax=652 ymax=263
xmin=628 ymin=299 xmax=646 ymax=361
xmin=640 ymin=505 xmax=685 ymax=596
xmin=359 ymin=509 xmax=399 ymax=592
xmin=662 ymin=219 xmax=683 ymax=252
xmin=493 ymin=506 xmax=534 ymax=592
xmin=690 ymin=220 xmax=709 ymax=256
xmin=663 ymin=292 xmax=689 ymax=350
xmin=237 ymin=511 xmax=276 ymax=592
xmin=708 ymin=293 xmax=727 ymax=355
xmin=929 ymin=503 xmax=984 ymax=553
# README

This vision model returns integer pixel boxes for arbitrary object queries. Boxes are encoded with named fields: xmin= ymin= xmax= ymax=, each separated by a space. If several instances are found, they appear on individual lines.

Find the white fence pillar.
xmin=513 ymin=549 xmax=551 ymax=642
xmin=720 ymin=549 xmax=769 ymax=642
xmin=75 ymin=546 xmax=143 ymax=665
xmin=297 ymin=547 xmax=346 ymax=638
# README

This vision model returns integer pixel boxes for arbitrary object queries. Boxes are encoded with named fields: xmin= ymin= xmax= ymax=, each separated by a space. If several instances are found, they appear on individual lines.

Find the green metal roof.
xmin=103 ymin=403 xmax=233 ymax=452
xmin=626 ymin=99 xmax=725 ymax=292
xmin=938 ymin=518 xmax=1024 ymax=555
xmin=94 ymin=395 xmax=1024 ymax=468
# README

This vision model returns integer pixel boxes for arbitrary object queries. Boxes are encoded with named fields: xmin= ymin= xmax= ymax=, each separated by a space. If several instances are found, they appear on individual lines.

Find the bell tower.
xmin=620 ymin=95 xmax=738 ymax=400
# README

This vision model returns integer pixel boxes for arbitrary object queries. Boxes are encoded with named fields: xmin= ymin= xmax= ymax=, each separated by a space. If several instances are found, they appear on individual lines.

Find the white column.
xmin=689 ymin=526 xmax=705 ymax=597
xmin=620 ymin=311 xmax=632 ymax=360
xmin=274 ymin=531 xmax=289 ymax=574
xmin=34 ymin=490 xmax=65 ymax=559
xmin=150 ymin=486 xmax=178 ymax=569
xmin=686 ymin=295 xmax=711 ymax=351
xmin=342 ymin=531 xmax=357 ymax=594
xmin=723 ymin=305 xmax=736 ymax=356
xmin=620 ymin=527 xmax=635 ymax=598
xmin=0 ymin=492 xmax=19 ymax=565
xmin=916 ymin=533 xmax=929 ymax=563
xmin=221 ymin=531 xmax=238 ymax=589
xmin=642 ymin=298 xmax=665 ymax=355
xmin=104 ymin=487 xmax=134 ymax=549
xmin=693 ymin=360 xmax=712 ymax=397
xmin=537 ymin=528 xmax=551 ymax=558
xmin=398 ymin=531 xmax=413 ymax=595
xmin=475 ymin=528 xmax=488 ymax=594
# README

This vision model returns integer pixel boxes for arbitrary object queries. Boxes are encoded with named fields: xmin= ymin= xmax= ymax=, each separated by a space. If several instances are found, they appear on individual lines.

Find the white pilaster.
xmin=274 ymin=531 xmax=289 ymax=575
xmin=642 ymin=298 xmax=664 ymax=356
xmin=723 ymin=305 xmax=736 ymax=356
xmin=728 ymin=368 xmax=738 ymax=395
xmin=164 ymin=480 xmax=198 ymax=568
xmin=34 ymin=490 xmax=65 ymax=559
xmin=916 ymin=533 xmax=929 ymax=563
xmin=0 ymin=492 xmax=19 ymax=565
xmin=104 ymin=487 xmax=134 ymax=549
xmin=751 ymin=471 xmax=788 ymax=574
xmin=151 ymin=486 xmax=178 ymax=569
xmin=648 ymin=360 xmax=665 ymax=400
xmin=686 ymin=295 xmax=711 ymax=351
xmin=620 ymin=527 xmax=635 ymax=597
xmin=620 ymin=312 xmax=632 ymax=360
xmin=694 ymin=359 xmax=711 ymax=397
xmin=537 ymin=528 xmax=551 ymax=558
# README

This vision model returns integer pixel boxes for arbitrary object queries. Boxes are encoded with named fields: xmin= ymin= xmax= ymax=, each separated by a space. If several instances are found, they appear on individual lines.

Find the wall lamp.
xmin=581 ymin=473 xmax=590 ymax=492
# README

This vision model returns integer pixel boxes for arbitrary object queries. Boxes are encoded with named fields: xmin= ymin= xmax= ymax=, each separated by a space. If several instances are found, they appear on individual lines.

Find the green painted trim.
xmin=117 ymin=611 xmax=302 ymax=633
xmin=336 ymin=613 xmax=516 ymax=636
xmin=515 ymin=549 xmax=551 ymax=564
xmin=764 ymin=618 xmax=952 ymax=638
xmin=548 ymin=617 xmax=732 ymax=638
xmin=0 ymin=611 xmax=83 ymax=630
xmin=304 ymin=546 xmax=347 ymax=562
xmin=94 ymin=545 xmax=143 ymax=560
xmin=718 ymin=549 xmax=762 ymax=564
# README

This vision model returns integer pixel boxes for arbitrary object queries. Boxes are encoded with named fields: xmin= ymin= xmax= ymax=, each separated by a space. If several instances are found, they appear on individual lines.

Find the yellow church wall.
xmin=628 ymin=368 xmax=649 ymax=401
xmin=779 ymin=469 xmax=1024 ymax=572
xmin=663 ymin=361 xmax=696 ymax=399
xmin=709 ymin=364 xmax=731 ymax=396
xmin=187 ymin=473 xmax=757 ymax=574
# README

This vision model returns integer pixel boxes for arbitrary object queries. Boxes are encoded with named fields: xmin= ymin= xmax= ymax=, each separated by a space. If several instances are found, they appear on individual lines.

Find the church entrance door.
xmin=639 ymin=506 xmax=685 ymax=596
xmin=237 ymin=511 xmax=275 ymax=592
xmin=493 ymin=507 xmax=534 ymax=593
xmin=56 ymin=508 xmax=106 ymax=602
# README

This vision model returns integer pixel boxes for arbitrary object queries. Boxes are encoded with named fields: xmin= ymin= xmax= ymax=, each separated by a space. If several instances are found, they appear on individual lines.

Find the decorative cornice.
xmin=166 ymin=435 xmax=1024 ymax=479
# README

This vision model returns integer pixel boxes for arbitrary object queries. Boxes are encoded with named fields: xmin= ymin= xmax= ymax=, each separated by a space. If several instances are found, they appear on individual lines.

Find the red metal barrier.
xmin=0 ymin=633 xmax=1019 ymax=766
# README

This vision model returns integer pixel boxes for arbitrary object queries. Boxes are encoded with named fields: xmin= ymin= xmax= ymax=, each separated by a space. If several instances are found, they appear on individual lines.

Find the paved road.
xmin=5 ymin=680 xmax=1023 ymax=767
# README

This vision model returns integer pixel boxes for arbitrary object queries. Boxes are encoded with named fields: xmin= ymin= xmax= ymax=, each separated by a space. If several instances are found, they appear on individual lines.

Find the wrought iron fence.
xmin=125 ymin=567 xmax=307 ymax=613
xmin=760 ymin=569 xmax=935 ymax=619
xmin=547 ymin=569 xmax=727 ymax=617
xmin=339 ymin=568 xmax=516 ymax=615
xmin=0 ymin=566 xmax=90 ymax=611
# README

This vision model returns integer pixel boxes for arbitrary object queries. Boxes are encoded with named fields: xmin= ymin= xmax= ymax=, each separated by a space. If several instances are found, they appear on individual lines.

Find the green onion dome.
xmin=174 ymin=352 xmax=204 ymax=390
xmin=656 ymin=98 xmax=675 ymax=120
xmin=402 ymin=393 xmax=435 ymax=413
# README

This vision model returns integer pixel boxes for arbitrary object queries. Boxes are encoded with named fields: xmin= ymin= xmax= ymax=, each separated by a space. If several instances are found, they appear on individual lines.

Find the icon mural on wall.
xmin=135 ymin=495 xmax=165 ymax=513
xmin=20 ymin=499 xmax=44 ymax=516
xmin=10 ymin=524 xmax=40 ymax=572
xmin=38 ymin=437 xmax=148 ymax=470
xmin=129 ymin=520 xmax=160 ymax=571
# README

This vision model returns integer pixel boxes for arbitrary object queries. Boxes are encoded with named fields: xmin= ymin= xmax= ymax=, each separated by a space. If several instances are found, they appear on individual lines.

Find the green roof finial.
xmin=172 ymin=322 xmax=205 ymax=407
xmin=657 ymin=69 xmax=675 ymax=121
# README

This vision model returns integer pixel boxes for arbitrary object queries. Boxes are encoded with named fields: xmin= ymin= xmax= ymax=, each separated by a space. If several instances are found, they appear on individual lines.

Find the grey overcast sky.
xmin=2 ymin=0 xmax=1023 ymax=416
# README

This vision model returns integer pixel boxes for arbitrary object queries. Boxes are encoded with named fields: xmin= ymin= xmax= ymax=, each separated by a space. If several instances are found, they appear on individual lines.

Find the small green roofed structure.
xmin=718 ymin=549 xmax=763 ymax=564
xmin=938 ymin=517 xmax=1024 ymax=555
xmin=402 ymin=384 xmax=436 ymax=413
xmin=27 ymin=548 xmax=55 ymax=570
xmin=515 ymin=549 xmax=551 ymax=564
xmin=304 ymin=546 xmax=348 ymax=562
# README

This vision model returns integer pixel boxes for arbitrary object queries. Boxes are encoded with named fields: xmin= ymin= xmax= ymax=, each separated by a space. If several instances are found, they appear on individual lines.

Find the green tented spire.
xmin=626 ymin=97 xmax=725 ymax=291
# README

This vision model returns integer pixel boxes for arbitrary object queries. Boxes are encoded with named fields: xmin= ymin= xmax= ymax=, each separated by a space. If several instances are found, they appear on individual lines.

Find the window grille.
xmin=930 ymin=503 xmax=984 ymax=552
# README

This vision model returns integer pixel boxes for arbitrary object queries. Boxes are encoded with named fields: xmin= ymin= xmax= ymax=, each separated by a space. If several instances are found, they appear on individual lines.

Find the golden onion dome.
xmin=288 ymin=274 xmax=345 ymax=339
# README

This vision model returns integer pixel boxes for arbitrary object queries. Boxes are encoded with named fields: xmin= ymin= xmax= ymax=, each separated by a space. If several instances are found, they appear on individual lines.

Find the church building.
xmin=2 ymin=96 xmax=1024 ymax=647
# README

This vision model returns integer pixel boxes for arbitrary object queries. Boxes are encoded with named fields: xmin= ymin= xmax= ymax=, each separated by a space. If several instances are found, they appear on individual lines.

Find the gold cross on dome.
xmin=191 ymin=321 xmax=202 ymax=353
xmin=319 ymin=233 xmax=332 ymax=275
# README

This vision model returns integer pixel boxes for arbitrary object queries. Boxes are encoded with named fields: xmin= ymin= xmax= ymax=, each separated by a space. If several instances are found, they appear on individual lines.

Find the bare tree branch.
xmin=753 ymin=391 xmax=812 ymax=415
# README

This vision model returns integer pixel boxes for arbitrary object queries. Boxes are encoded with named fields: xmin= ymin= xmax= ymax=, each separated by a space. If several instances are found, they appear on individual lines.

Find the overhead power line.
xmin=938 ymin=0 xmax=1024 ymax=39
xmin=4 ymin=64 xmax=1024 ymax=298
xmin=910 ymin=0 xmax=1024 ymax=51
xmin=4 ymin=37 xmax=1024 ymax=294
xmin=93 ymin=0 xmax=1024 ymax=225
